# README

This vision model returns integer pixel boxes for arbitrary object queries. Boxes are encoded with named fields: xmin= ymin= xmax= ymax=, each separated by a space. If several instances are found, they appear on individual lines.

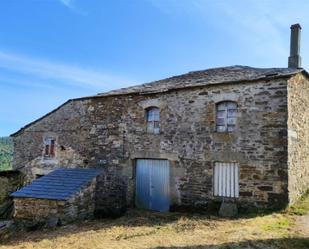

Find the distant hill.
xmin=0 ymin=137 xmax=13 ymax=171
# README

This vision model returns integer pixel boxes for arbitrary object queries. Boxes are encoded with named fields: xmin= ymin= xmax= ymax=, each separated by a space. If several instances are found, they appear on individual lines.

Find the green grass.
xmin=261 ymin=215 xmax=292 ymax=236
xmin=260 ymin=190 xmax=309 ymax=238
xmin=0 ymin=137 xmax=13 ymax=171
xmin=288 ymin=191 xmax=309 ymax=216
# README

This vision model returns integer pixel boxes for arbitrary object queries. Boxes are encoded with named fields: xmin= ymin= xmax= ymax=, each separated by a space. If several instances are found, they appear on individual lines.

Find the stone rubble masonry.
xmin=94 ymin=168 xmax=127 ymax=217
xmin=13 ymin=177 xmax=97 ymax=225
xmin=287 ymin=73 xmax=309 ymax=203
xmin=11 ymin=72 xmax=309 ymax=211
xmin=0 ymin=171 xmax=23 ymax=219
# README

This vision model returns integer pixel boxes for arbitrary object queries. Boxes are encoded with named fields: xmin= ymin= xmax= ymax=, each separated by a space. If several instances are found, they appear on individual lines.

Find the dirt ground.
xmin=295 ymin=213 xmax=309 ymax=237
xmin=0 ymin=197 xmax=308 ymax=249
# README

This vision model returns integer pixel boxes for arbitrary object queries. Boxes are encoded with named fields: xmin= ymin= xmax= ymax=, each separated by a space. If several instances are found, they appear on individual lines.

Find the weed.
xmin=262 ymin=216 xmax=292 ymax=236
xmin=288 ymin=191 xmax=309 ymax=216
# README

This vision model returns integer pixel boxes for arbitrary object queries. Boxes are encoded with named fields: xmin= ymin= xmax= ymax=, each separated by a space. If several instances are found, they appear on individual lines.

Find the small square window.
xmin=44 ymin=138 xmax=56 ymax=158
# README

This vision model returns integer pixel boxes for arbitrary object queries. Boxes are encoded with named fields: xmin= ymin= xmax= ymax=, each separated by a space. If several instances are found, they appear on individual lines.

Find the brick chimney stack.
xmin=288 ymin=24 xmax=302 ymax=68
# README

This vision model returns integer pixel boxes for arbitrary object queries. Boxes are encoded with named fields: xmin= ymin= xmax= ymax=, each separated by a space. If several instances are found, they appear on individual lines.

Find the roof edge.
xmin=10 ymin=99 xmax=73 ymax=137
xmin=10 ymin=167 xmax=102 ymax=201
xmin=11 ymin=68 xmax=306 ymax=137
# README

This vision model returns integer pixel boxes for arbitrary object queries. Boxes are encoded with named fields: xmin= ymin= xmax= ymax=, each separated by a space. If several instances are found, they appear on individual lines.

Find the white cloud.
xmin=59 ymin=0 xmax=73 ymax=8
xmin=58 ymin=0 xmax=88 ymax=15
xmin=0 ymin=51 xmax=135 ymax=91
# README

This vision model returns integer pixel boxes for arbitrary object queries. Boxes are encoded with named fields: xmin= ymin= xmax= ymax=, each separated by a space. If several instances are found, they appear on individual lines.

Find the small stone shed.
xmin=11 ymin=168 xmax=101 ymax=224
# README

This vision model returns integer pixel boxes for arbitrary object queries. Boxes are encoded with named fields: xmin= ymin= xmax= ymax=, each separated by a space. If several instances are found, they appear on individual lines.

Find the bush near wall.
xmin=0 ymin=171 xmax=23 ymax=219
xmin=0 ymin=137 xmax=13 ymax=171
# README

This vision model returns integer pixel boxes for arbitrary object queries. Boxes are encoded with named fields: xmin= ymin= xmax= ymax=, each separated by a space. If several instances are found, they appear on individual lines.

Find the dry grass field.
xmin=1 ymin=194 xmax=308 ymax=249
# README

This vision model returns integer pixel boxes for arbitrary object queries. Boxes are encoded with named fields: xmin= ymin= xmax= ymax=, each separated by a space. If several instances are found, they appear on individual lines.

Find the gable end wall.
xmin=287 ymin=73 xmax=309 ymax=203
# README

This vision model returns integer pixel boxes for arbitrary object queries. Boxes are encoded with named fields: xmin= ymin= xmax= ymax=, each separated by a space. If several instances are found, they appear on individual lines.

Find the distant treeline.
xmin=0 ymin=137 xmax=13 ymax=171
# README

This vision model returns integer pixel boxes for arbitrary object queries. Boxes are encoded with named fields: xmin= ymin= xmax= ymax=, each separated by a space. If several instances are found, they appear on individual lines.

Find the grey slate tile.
xmin=11 ymin=168 xmax=102 ymax=201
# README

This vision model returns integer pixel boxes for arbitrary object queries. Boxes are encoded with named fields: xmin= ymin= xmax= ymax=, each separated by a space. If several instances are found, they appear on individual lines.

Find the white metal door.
xmin=214 ymin=162 xmax=239 ymax=198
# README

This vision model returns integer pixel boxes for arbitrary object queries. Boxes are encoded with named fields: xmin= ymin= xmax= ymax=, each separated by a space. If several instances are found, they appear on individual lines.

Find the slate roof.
xmin=11 ymin=168 xmax=102 ymax=201
xmin=97 ymin=66 xmax=304 ymax=96
xmin=11 ymin=65 xmax=306 ymax=137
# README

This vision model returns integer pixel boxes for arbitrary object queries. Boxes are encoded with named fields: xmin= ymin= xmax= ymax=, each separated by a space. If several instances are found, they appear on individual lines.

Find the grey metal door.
xmin=135 ymin=159 xmax=170 ymax=212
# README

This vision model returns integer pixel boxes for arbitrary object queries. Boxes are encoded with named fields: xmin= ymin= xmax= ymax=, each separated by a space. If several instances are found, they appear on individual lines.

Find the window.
xmin=146 ymin=107 xmax=160 ymax=134
xmin=216 ymin=101 xmax=237 ymax=132
xmin=214 ymin=162 xmax=239 ymax=198
xmin=44 ymin=138 xmax=56 ymax=158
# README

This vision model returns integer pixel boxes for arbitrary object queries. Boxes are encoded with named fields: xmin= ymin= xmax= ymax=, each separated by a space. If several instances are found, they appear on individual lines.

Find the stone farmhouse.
xmin=7 ymin=24 xmax=309 ymax=222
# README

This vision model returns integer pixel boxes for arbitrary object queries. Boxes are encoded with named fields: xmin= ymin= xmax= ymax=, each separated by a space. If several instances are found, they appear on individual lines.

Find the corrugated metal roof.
xmin=11 ymin=168 xmax=102 ymax=201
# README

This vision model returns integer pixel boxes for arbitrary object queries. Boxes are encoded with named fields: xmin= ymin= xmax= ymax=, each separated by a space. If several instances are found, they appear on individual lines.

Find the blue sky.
xmin=1 ymin=0 xmax=309 ymax=136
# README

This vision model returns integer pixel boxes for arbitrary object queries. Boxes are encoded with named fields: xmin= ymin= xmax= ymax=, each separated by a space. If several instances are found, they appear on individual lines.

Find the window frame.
xmin=145 ymin=106 xmax=160 ymax=134
xmin=43 ymin=137 xmax=56 ymax=159
xmin=216 ymin=101 xmax=237 ymax=133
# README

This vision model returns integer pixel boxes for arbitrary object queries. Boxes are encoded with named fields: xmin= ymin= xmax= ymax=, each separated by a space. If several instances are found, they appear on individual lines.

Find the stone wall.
xmin=12 ymin=100 xmax=89 ymax=182
xmin=0 ymin=171 xmax=23 ymax=219
xmin=13 ymin=177 xmax=97 ymax=225
xmin=287 ymin=73 xmax=309 ymax=204
xmin=13 ymin=78 xmax=290 ymax=209
xmin=95 ymin=168 xmax=127 ymax=217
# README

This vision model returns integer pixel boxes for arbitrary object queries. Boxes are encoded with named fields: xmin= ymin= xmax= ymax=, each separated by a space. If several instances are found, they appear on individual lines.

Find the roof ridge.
xmin=11 ymin=65 xmax=306 ymax=137
xmin=97 ymin=66 xmax=303 ymax=96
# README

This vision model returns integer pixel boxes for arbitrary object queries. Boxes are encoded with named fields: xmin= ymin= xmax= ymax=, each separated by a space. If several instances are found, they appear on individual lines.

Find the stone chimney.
xmin=288 ymin=23 xmax=302 ymax=68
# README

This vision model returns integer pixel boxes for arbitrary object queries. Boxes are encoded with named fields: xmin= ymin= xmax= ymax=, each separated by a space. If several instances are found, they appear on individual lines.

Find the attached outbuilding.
xmin=11 ymin=168 xmax=101 ymax=225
